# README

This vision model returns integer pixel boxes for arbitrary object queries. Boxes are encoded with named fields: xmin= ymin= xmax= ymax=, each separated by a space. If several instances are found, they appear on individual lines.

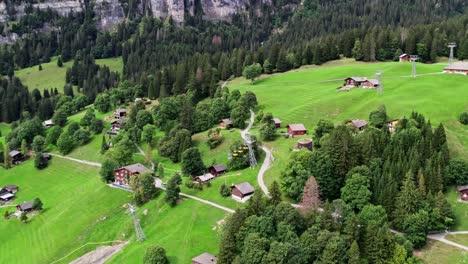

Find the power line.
xmin=410 ymin=55 xmax=419 ymax=77
xmin=376 ymin=70 xmax=383 ymax=95
xmin=128 ymin=204 xmax=146 ymax=242
xmin=447 ymin=43 xmax=457 ymax=66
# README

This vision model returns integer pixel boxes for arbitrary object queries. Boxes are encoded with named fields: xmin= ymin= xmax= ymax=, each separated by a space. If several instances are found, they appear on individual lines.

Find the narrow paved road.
xmin=50 ymin=153 xmax=102 ymax=167
xmin=428 ymin=232 xmax=468 ymax=251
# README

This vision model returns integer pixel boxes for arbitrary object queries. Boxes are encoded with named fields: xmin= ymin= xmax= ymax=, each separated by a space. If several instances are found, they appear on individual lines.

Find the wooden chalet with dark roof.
xmin=208 ymin=164 xmax=227 ymax=177
xmin=287 ymin=124 xmax=307 ymax=136
xmin=346 ymin=119 xmax=368 ymax=131
xmin=17 ymin=201 xmax=34 ymax=213
xmin=273 ymin=118 xmax=282 ymax=129
xmin=114 ymin=163 xmax=152 ymax=185
xmin=231 ymin=182 xmax=255 ymax=202
xmin=9 ymin=150 xmax=23 ymax=164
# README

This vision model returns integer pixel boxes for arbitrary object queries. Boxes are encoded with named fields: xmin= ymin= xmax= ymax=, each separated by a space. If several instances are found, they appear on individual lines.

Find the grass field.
xmin=0 ymin=159 xmax=132 ymax=264
xmin=447 ymin=187 xmax=468 ymax=231
xmin=14 ymin=57 xmax=123 ymax=93
xmin=418 ymin=240 xmax=468 ymax=263
xmin=229 ymin=60 xmax=468 ymax=188
xmin=0 ymin=123 xmax=10 ymax=145
xmin=446 ymin=234 xmax=468 ymax=247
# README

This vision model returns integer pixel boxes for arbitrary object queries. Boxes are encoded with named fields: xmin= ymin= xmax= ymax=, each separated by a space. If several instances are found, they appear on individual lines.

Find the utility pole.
xmin=447 ymin=43 xmax=457 ymax=66
xmin=410 ymin=55 xmax=419 ymax=77
xmin=376 ymin=70 xmax=383 ymax=95
xmin=128 ymin=204 xmax=146 ymax=242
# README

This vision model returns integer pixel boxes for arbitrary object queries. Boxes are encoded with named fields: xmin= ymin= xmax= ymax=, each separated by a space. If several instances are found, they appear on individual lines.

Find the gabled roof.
xmin=457 ymin=185 xmax=468 ymax=192
xmin=347 ymin=77 xmax=368 ymax=82
xmin=287 ymin=124 xmax=307 ymax=132
xmin=367 ymin=79 xmax=380 ymax=85
xmin=232 ymin=182 xmax=255 ymax=195
xmin=220 ymin=119 xmax=232 ymax=125
xmin=348 ymin=119 xmax=368 ymax=129
xmin=121 ymin=163 xmax=151 ymax=174
xmin=197 ymin=173 xmax=215 ymax=182
xmin=4 ymin=185 xmax=18 ymax=191
xmin=192 ymin=252 xmax=217 ymax=264
xmin=43 ymin=120 xmax=53 ymax=126
xmin=272 ymin=118 xmax=282 ymax=124
xmin=115 ymin=109 xmax=126 ymax=113
xmin=112 ymin=119 xmax=128 ymax=125
xmin=444 ymin=62 xmax=468 ymax=71
xmin=9 ymin=150 xmax=21 ymax=157
xmin=18 ymin=201 xmax=33 ymax=211
xmin=210 ymin=164 xmax=227 ymax=172
xmin=0 ymin=193 xmax=14 ymax=200
xmin=399 ymin=53 xmax=408 ymax=58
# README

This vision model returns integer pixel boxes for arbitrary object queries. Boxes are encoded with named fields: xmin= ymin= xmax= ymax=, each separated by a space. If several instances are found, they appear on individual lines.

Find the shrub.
xmin=207 ymin=137 xmax=224 ymax=149
xmin=459 ymin=112 xmax=468 ymax=125
xmin=220 ymin=183 xmax=231 ymax=197
xmin=184 ymin=180 xmax=195 ymax=189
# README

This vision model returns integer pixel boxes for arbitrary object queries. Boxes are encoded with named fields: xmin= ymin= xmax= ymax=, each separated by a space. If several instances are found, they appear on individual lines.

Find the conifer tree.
xmin=4 ymin=144 xmax=12 ymax=169
xmin=268 ymin=181 xmax=282 ymax=206
xmin=100 ymin=136 xmax=108 ymax=154
xmin=21 ymin=139 xmax=28 ymax=158
xmin=393 ymin=171 xmax=420 ymax=229
xmin=348 ymin=240 xmax=361 ymax=264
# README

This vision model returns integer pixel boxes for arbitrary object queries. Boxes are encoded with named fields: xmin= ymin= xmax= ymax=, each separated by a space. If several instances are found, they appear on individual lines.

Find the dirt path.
xmin=427 ymin=232 xmax=468 ymax=251
xmin=134 ymin=143 xmax=155 ymax=170
xmin=50 ymin=154 xmax=101 ymax=167
xmin=51 ymin=240 xmax=127 ymax=264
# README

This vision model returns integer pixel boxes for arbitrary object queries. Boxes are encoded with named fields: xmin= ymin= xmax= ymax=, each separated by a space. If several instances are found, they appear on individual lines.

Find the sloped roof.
xmin=221 ymin=119 xmax=232 ymax=125
xmin=349 ymin=119 xmax=368 ymax=129
xmin=115 ymin=109 xmax=126 ymax=113
xmin=457 ymin=185 xmax=468 ymax=192
xmin=399 ymin=53 xmax=408 ymax=58
xmin=43 ymin=120 xmax=53 ymax=126
xmin=445 ymin=62 xmax=468 ymax=71
xmin=197 ymin=173 xmax=215 ymax=182
xmin=348 ymin=77 xmax=368 ymax=82
xmin=192 ymin=252 xmax=217 ymax=264
xmin=18 ymin=201 xmax=33 ymax=211
xmin=272 ymin=118 xmax=282 ymax=124
xmin=232 ymin=182 xmax=255 ymax=195
xmin=4 ymin=185 xmax=18 ymax=191
xmin=122 ymin=163 xmax=151 ymax=174
xmin=287 ymin=124 xmax=307 ymax=132
xmin=210 ymin=164 xmax=227 ymax=172
xmin=367 ymin=79 xmax=380 ymax=85
xmin=9 ymin=150 xmax=21 ymax=157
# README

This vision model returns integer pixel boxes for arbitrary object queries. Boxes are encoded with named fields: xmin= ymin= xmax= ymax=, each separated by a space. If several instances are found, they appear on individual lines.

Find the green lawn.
xmin=447 ymin=187 xmax=468 ymax=231
xmin=230 ymin=61 xmax=468 ymax=160
xmin=418 ymin=240 xmax=468 ymax=264
xmin=0 ymin=123 xmax=10 ymax=145
xmin=0 ymin=159 xmax=132 ymax=264
xmin=14 ymin=57 xmax=123 ymax=93
xmin=108 ymin=195 xmax=227 ymax=264
xmin=446 ymin=234 xmax=468 ymax=247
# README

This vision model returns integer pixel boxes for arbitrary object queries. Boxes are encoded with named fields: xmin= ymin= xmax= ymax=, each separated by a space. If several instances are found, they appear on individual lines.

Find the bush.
xmin=220 ymin=183 xmax=231 ymax=197
xmin=143 ymin=245 xmax=169 ymax=264
xmin=459 ymin=112 xmax=468 ymax=125
xmin=207 ymin=137 xmax=224 ymax=149
xmin=184 ymin=180 xmax=195 ymax=189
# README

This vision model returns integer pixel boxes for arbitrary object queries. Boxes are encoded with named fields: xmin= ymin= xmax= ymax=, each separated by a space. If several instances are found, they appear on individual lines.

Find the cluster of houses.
xmin=111 ymin=109 xmax=128 ymax=132
xmin=0 ymin=185 xmax=18 ymax=203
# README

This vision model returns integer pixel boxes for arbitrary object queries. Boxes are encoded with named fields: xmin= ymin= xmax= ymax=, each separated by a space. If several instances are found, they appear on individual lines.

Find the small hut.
xmin=297 ymin=138 xmax=313 ymax=151
xmin=273 ymin=118 xmax=282 ymax=129
xmin=399 ymin=54 xmax=410 ymax=62
xmin=457 ymin=185 xmax=468 ymax=201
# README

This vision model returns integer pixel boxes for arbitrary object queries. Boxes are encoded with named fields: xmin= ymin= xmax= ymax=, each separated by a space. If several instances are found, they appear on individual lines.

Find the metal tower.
xmin=410 ymin=55 xmax=419 ymax=77
xmin=447 ymin=43 xmax=457 ymax=66
xmin=128 ymin=204 xmax=146 ymax=242
xmin=376 ymin=70 xmax=383 ymax=95
xmin=245 ymin=139 xmax=257 ymax=168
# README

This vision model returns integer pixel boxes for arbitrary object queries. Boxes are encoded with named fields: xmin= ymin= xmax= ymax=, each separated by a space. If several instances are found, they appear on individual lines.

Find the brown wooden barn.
xmin=219 ymin=119 xmax=233 ymax=129
xmin=444 ymin=62 xmax=468 ymax=75
xmin=192 ymin=253 xmax=217 ymax=264
xmin=195 ymin=173 xmax=215 ymax=184
xmin=346 ymin=119 xmax=368 ymax=131
xmin=114 ymin=163 xmax=152 ymax=185
xmin=287 ymin=124 xmax=307 ymax=136
xmin=231 ymin=182 xmax=255 ymax=202
xmin=9 ymin=150 xmax=23 ymax=164
xmin=4 ymin=185 xmax=18 ymax=193
xmin=208 ymin=164 xmax=227 ymax=177
xmin=273 ymin=118 xmax=282 ymax=129
xmin=17 ymin=201 xmax=34 ymax=213
xmin=399 ymin=54 xmax=410 ymax=62
xmin=457 ymin=185 xmax=468 ymax=201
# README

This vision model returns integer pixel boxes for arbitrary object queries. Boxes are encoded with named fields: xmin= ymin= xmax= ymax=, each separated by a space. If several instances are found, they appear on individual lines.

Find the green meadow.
xmin=14 ymin=57 xmax=123 ymax=93
xmin=0 ymin=123 xmax=10 ymax=145
xmin=418 ymin=240 xmax=468 ymax=264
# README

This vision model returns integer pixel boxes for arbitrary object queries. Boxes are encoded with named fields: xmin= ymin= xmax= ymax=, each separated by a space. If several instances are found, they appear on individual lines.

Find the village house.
xmin=387 ymin=119 xmax=399 ymax=133
xmin=114 ymin=163 xmax=152 ymax=185
xmin=273 ymin=118 xmax=282 ymax=129
xmin=219 ymin=119 xmax=233 ymax=129
xmin=231 ymin=182 xmax=255 ymax=202
xmin=399 ymin=54 xmax=410 ymax=62
xmin=192 ymin=253 xmax=217 ymax=264
xmin=0 ymin=192 xmax=15 ymax=202
xmin=346 ymin=120 xmax=368 ymax=131
xmin=287 ymin=124 xmax=307 ymax=136
xmin=4 ymin=185 xmax=18 ymax=193
xmin=457 ymin=185 xmax=468 ymax=201
xmin=344 ymin=77 xmax=368 ymax=87
xmin=17 ymin=201 xmax=34 ymax=213
xmin=41 ymin=153 xmax=51 ymax=160
xmin=195 ymin=173 xmax=215 ymax=184
xmin=361 ymin=79 xmax=380 ymax=88
xmin=9 ymin=150 xmax=23 ymax=164
xmin=111 ymin=118 xmax=128 ymax=131
xmin=43 ymin=120 xmax=54 ymax=128
xmin=114 ymin=109 xmax=127 ymax=119
xmin=444 ymin=61 xmax=468 ymax=75
xmin=208 ymin=164 xmax=227 ymax=177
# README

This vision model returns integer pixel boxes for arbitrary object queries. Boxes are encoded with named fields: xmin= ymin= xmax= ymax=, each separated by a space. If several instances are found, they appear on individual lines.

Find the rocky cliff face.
xmin=0 ymin=0 xmax=272 ymax=29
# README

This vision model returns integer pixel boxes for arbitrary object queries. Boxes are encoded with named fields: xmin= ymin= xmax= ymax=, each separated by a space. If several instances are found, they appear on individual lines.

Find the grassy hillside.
xmin=418 ymin=240 xmax=468 ymax=263
xmin=0 ymin=123 xmax=10 ymax=145
xmin=0 ymin=159 xmax=132 ymax=263
xmin=14 ymin=57 xmax=123 ymax=93
xmin=229 ymin=60 xmax=468 ymax=188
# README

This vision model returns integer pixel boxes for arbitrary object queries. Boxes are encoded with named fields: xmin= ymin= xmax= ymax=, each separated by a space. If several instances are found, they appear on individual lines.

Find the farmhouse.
xmin=297 ymin=138 xmax=313 ymax=151
xmin=344 ymin=77 xmax=368 ymax=87
xmin=361 ymin=79 xmax=380 ymax=88
xmin=111 ymin=118 xmax=127 ymax=130
xmin=457 ymin=185 xmax=468 ymax=201
xmin=9 ymin=150 xmax=23 ymax=164
xmin=192 ymin=252 xmax=217 ymax=264
xmin=387 ymin=119 xmax=399 ymax=133
xmin=444 ymin=62 xmax=468 ymax=75
xmin=273 ymin=118 xmax=282 ymax=128
xmin=219 ymin=119 xmax=233 ymax=129
xmin=43 ymin=120 xmax=54 ymax=128
xmin=231 ymin=182 xmax=255 ymax=202
xmin=114 ymin=163 xmax=152 ymax=185
xmin=17 ymin=201 xmax=34 ymax=213
xmin=195 ymin=173 xmax=215 ymax=184
xmin=114 ymin=109 xmax=127 ymax=119
xmin=0 ymin=192 xmax=14 ymax=202
xmin=4 ymin=185 xmax=18 ymax=193
xmin=41 ymin=153 xmax=51 ymax=160
xmin=347 ymin=120 xmax=368 ymax=131
xmin=208 ymin=164 xmax=227 ymax=177
xmin=399 ymin=54 xmax=410 ymax=62
xmin=287 ymin=124 xmax=307 ymax=136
